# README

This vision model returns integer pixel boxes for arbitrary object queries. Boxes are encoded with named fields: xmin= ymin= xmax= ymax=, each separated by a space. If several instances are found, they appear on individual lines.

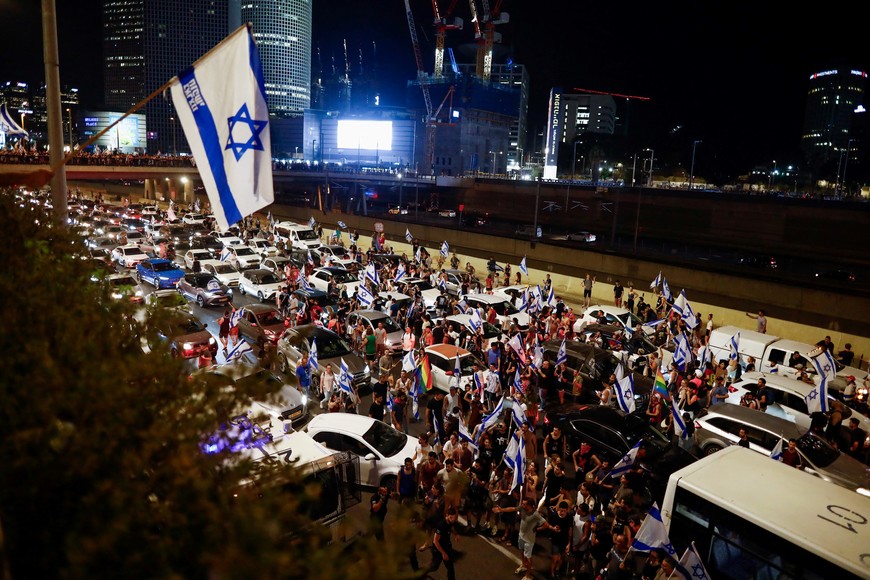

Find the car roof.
xmin=294 ymin=288 xmax=328 ymax=297
xmin=350 ymin=309 xmax=391 ymax=320
xmin=464 ymin=293 xmax=509 ymax=304
xmin=307 ymin=412 xmax=378 ymax=434
xmin=699 ymin=404 xmax=805 ymax=438
xmin=556 ymin=404 xmax=631 ymax=426
xmin=426 ymin=344 xmax=472 ymax=358
xmin=146 ymin=258 xmax=175 ymax=265
xmin=315 ymin=266 xmax=349 ymax=274
xmin=584 ymin=305 xmax=630 ymax=316
xmin=244 ymin=268 xmax=272 ymax=276
xmin=243 ymin=303 xmax=279 ymax=314
xmin=735 ymin=371 xmax=818 ymax=396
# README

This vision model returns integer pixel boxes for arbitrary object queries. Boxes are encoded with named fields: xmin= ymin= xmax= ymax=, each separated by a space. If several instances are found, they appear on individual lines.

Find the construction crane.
xmin=431 ymin=0 xmax=462 ymax=78
xmin=405 ymin=0 xmax=433 ymax=121
xmin=468 ymin=0 xmax=508 ymax=82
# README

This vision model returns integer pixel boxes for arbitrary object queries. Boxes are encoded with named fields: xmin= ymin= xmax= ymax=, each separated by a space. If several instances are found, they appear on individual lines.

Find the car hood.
xmin=316 ymin=353 xmax=369 ymax=377
xmin=254 ymin=384 xmax=306 ymax=416
xmin=174 ymin=330 xmax=213 ymax=344
xmin=811 ymin=453 xmax=870 ymax=493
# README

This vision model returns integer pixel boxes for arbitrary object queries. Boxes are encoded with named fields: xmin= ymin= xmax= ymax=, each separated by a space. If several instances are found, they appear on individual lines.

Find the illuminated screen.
xmin=337 ymin=120 xmax=392 ymax=151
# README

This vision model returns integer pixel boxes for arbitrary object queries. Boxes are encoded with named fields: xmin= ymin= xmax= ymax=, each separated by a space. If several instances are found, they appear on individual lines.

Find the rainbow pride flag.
xmin=654 ymin=367 xmax=670 ymax=401
xmin=417 ymin=353 xmax=433 ymax=393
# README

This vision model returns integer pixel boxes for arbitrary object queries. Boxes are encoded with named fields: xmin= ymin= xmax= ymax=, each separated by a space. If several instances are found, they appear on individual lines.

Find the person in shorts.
xmin=516 ymin=498 xmax=547 ymax=580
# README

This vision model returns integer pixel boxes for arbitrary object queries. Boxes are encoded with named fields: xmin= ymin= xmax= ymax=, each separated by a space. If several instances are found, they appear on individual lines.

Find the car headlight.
xmin=208 ymin=337 xmax=216 ymax=345
xmin=134 ymin=289 xmax=144 ymax=297
xmin=301 ymin=394 xmax=308 ymax=406
xmin=111 ymin=292 xmax=123 ymax=299
xmin=183 ymin=342 xmax=193 ymax=350
xmin=364 ymin=364 xmax=371 ymax=375
xmin=385 ymin=338 xmax=392 ymax=346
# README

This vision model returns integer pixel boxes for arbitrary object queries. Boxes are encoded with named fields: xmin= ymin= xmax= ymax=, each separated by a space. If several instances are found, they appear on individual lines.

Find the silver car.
xmin=345 ymin=309 xmax=404 ymax=354
xmin=176 ymin=272 xmax=233 ymax=308
xmin=694 ymin=403 xmax=870 ymax=495
xmin=276 ymin=325 xmax=371 ymax=393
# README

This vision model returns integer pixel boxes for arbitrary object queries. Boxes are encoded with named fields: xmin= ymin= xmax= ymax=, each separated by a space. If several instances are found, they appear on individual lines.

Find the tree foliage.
xmin=0 ymin=192 xmax=418 ymax=579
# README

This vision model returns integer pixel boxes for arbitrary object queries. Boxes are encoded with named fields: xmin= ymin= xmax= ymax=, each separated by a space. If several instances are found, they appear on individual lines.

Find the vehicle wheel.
xmin=381 ymin=475 xmax=397 ymax=492
xmin=703 ymin=444 xmax=723 ymax=456
xmin=278 ymin=353 xmax=289 ymax=374
xmin=257 ymin=291 xmax=265 ymax=302
xmin=239 ymin=285 xmax=246 ymax=296
xmin=136 ymin=271 xmax=143 ymax=283
xmin=196 ymin=295 xmax=205 ymax=308
xmin=310 ymin=375 xmax=321 ymax=399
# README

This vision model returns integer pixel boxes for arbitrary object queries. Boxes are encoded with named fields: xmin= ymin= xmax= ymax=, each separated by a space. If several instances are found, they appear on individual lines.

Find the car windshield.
xmin=211 ymin=264 xmax=236 ymax=274
xmin=328 ymin=246 xmax=348 ymax=257
xmin=311 ymin=334 xmax=352 ymax=358
xmin=258 ymin=273 xmax=281 ymax=284
xmin=797 ymin=433 xmax=839 ymax=468
xmin=361 ymin=421 xmax=408 ymax=457
xmin=190 ymin=274 xmax=218 ymax=288
xmin=123 ymin=247 xmax=142 ymax=255
xmin=305 ymin=294 xmax=332 ymax=307
xmin=331 ymin=270 xmax=358 ymax=284
xmin=235 ymin=369 xmax=282 ymax=392
xmin=109 ymin=276 xmax=137 ymax=287
xmin=616 ymin=311 xmax=646 ymax=329
xmin=412 ymin=280 xmax=434 ymax=291
xmin=489 ymin=301 xmax=519 ymax=316
xmin=235 ymin=247 xmax=257 ymax=256
xmin=256 ymin=310 xmax=284 ymax=325
xmin=152 ymin=261 xmax=178 ymax=272
xmin=298 ymin=229 xmax=319 ymax=241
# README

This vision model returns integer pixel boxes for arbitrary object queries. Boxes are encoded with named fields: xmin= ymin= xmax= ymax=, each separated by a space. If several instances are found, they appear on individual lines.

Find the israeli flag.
xmin=650 ymin=270 xmax=661 ymax=290
xmin=306 ymin=250 xmax=315 ymax=266
xmin=614 ymin=361 xmax=636 ymax=414
xmin=415 ymin=246 xmax=422 ymax=263
xmin=512 ymin=369 xmax=524 ymax=395
xmin=394 ymin=263 xmax=407 ymax=284
xmin=357 ymin=284 xmax=375 ymax=307
xmin=226 ymin=338 xmax=253 ymax=362
xmin=440 ymin=240 xmax=449 ymax=258
xmin=806 ymin=349 xmax=835 ymax=414
xmin=697 ymin=343 xmax=712 ymax=367
xmin=730 ymin=331 xmax=741 ymax=361
xmin=456 ymin=298 xmax=468 ymax=314
xmin=609 ymin=440 xmax=643 ymax=479
xmin=672 ymin=542 xmax=711 ymax=580
xmin=454 ymin=350 xmax=463 ymax=384
xmin=475 ymin=397 xmax=505 ymax=443
xmin=220 ymin=247 xmax=231 ymax=262
xmin=169 ymin=25 xmax=273 ymax=232
xmin=508 ymin=436 xmax=525 ymax=493
xmin=337 ymin=220 xmax=347 ymax=229
xmin=229 ymin=308 xmax=243 ymax=328
xmin=556 ymin=339 xmax=567 ymax=366
xmin=519 ymin=289 xmax=529 ymax=312
xmin=545 ymin=286 xmax=555 ymax=306
xmin=405 ymin=228 xmax=413 ymax=242
xmin=673 ymin=332 xmax=691 ymax=372
xmin=682 ymin=300 xmax=698 ymax=329
xmin=402 ymin=349 xmax=417 ymax=372
xmin=519 ymin=256 xmax=528 ymax=276
xmin=661 ymin=277 xmax=672 ymax=302
xmin=469 ymin=309 xmax=483 ymax=333
xmin=308 ymin=337 xmax=318 ymax=373
xmin=457 ymin=415 xmax=479 ymax=454
xmin=511 ymin=396 xmax=527 ymax=428
xmin=770 ymin=435 xmax=784 ymax=460
xmin=296 ymin=270 xmax=312 ymax=291
xmin=671 ymin=289 xmax=687 ymax=317
xmin=365 ymin=262 xmax=380 ymax=286
xmin=631 ymin=503 xmax=677 ymax=556
xmin=405 ymin=301 xmax=415 ymax=324
xmin=338 ymin=358 xmax=354 ymax=395
xmin=670 ymin=400 xmax=689 ymax=439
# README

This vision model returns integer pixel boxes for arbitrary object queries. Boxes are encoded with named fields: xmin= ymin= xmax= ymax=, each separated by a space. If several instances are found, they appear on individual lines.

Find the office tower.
xmin=801 ymin=65 xmax=867 ymax=174
xmin=543 ymin=90 xmax=617 ymax=179
xmin=241 ymin=0 xmax=312 ymax=117
xmin=103 ymin=0 xmax=229 ymax=154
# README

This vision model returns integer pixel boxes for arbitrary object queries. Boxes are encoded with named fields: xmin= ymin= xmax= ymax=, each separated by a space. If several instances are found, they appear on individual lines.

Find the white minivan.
xmin=273 ymin=221 xmax=322 ymax=251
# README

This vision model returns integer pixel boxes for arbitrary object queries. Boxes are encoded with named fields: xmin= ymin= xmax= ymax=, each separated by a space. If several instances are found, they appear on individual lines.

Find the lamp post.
xmin=170 ymin=116 xmax=177 ymax=156
xmin=688 ymin=140 xmax=701 ymax=190
xmin=768 ymin=160 xmax=776 ymax=191
xmin=841 ymin=139 xmax=855 ymax=196
xmin=644 ymin=148 xmax=655 ymax=186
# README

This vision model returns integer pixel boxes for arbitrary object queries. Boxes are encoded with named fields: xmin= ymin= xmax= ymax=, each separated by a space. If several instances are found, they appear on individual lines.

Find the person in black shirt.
xmin=372 ymin=375 xmax=389 ymax=402
xmin=428 ymin=507 xmax=459 ymax=580
xmin=548 ymin=501 xmax=573 ymax=579
xmin=491 ymin=422 xmax=510 ymax=465
xmin=369 ymin=484 xmax=389 ymax=541
xmin=368 ymin=393 xmax=386 ymax=423
xmin=427 ymin=392 xmax=446 ymax=440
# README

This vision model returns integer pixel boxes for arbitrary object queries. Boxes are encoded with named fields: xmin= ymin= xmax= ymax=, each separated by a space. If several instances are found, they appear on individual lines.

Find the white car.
xmin=214 ymin=231 xmax=244 ymax=248
xmin=238 ymin=268 xmax=283 ymax=302
xmin=201 ymin=259 xmax=242 ymax=288
xmin=424 ymin=344 xmax=487 ymax=393
xmin=105 ymin=273 xmax=145 ymax=303
xmin=492 ymin=284 xmax=530 ymax=306
xmin=308 ymin=267 xmax=361 ymax=297
xmin=574 ymin=305 xmax=654 ymax=337
xmin=182 ymin=249 xmax=214 ymax=270
xmin=442 ymin=314 xmax=504 ymax=349
xmin=111 ymin=244 xmax=150 ymax=269
xmin=226 ymin=245 xmax=262 ymax=270
xmin=565 ymin=231 xmax=597 ymax=243
xmin=248 ymin=238 xmax=279 ymax=258
xmin=400 ymin=277 xmax=442 ymax=311
xmin=316 ymin=245 xmax=355 ymax=268
xmin=726 ymin=371 xmax=870 ymax=448
xmin=182 ymin=213 xmax=207 ymax=225
xmin=462 ymin=292 xmax=530 ymax=330
xmin=124 ymin=231 xmax=147 ymax=245
xmin=438 ymin=209 xmax=456 ymax=218
xmin=306 ymin=413 xmax=417 ymax=489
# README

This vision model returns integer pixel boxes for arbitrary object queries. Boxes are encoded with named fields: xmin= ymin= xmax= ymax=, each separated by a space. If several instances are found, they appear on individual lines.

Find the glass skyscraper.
xmin=801 ymin=65 xmax=866 ymax=172
xmin=241 ymin=0 xmax=312 ymax=117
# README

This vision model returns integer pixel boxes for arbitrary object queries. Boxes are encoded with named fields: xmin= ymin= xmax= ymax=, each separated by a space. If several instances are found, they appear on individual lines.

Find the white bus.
xmin=661 ymin=446 xmax=870 ymax=579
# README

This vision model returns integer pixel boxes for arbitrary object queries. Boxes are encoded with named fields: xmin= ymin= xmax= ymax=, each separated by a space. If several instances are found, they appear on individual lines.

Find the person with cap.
xmin=843 ymin=375 xmax=857 ymax=405
xmin=710 ymin=375 xmax=729 ymax=405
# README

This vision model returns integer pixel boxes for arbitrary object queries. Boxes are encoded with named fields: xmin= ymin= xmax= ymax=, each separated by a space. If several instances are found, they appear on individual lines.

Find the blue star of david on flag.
xmin=225 ymin=103 xmax=268 ymax=161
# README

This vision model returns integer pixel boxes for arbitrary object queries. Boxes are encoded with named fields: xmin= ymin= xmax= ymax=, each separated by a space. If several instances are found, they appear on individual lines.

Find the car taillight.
xmin=694 ymin=420 xmax=702 ymax=430
xmin=727 ymin=386 xmax=737 ymax=393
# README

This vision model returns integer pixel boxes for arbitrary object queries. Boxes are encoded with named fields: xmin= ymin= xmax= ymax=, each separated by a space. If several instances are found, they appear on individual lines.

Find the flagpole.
xmin=50 ymin=23 xmax=253 ymax=173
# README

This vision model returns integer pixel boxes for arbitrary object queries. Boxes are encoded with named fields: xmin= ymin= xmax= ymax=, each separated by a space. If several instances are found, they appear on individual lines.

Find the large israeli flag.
xmin=170 ymin=25 xmax=274 ymax=232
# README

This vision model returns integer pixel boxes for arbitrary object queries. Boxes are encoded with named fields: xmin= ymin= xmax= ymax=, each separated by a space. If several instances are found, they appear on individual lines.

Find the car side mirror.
xmin=364 ymin=453 xmax=377 ymax=461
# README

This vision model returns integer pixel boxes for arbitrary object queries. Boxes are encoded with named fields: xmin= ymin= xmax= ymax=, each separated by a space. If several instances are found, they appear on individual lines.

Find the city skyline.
xmin=0 ymin=0 xmax=866 ymax=177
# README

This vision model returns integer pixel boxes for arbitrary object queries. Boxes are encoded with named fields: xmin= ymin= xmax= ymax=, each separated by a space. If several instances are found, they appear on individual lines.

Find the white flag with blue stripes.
xmin=169 ymin=25 xmax=273 ymax=232
xmin=468 ymin=309 xmax=483 ymax=333
xmin=609 ymin=440 xmax=643 ymax=479
xmin=556 ymin=339 xmax=567 ymax=366
xmin=440 ymin=240 xmax=449 ymax=257
xmin=806 ymin=348 xmax=835 ymax=414
xmin=226 ymin=338 xmax=253 ymax=361
xmin=357 ymin=284 xmax=375 ymax=307
xmin=650 ymin=270 xmax=661 ymax=290
xmin=394 ymin=263 xmax=407 ymax=284
xmin=405 ymin=228 xmax=413 ymax=242
xmin=631 ymin=503 xmax=676 ymax=556
xmin=730 ymin=331 xmax=741 ymax=362
xmin=475 ymin=397 xmax=505 ymax=443
xmin=519 ymin=256 xmax=528 ymax=276
xmin=308 ymin=337 xmax=318 ymax=374
xmin=338 ymin=358 xmax=354 ymax=396
xmin=661 ymin=277 xmax=672 ymax=302
xmin=614 ymin=360 xmax=636 ymax=414
xmin=365 ymin=262 xmax=380 ymax=286
xmin=770 ymin=435 xmax=784 ymax=460
xmin=229 ymin=308 xmax=243 ymax=328
xmin=337 ymin=220 xmax=347 ymax=229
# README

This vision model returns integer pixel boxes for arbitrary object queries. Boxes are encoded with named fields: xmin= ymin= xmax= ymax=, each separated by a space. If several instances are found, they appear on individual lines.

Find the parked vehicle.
xmin=276 ymin=324 xmax=372 ymax=391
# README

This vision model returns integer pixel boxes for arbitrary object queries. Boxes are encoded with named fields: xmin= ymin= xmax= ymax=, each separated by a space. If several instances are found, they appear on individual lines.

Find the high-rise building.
xmin=800 ymin=65 xmax=867 ymax=175
xmin=103 ymin=0 xmax=229 ymax=154
xmin=103 ymin=0 xmax=146 ymax=111
xmin=543 ymin=89 xmax=617 ymax=179
xmin=241 ymin=0 xmax=312 ymax=117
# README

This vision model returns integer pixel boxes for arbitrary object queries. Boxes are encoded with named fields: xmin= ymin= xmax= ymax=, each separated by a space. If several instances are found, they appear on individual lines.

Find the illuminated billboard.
xmin=337 ymin=120 xmax=392 ymax=150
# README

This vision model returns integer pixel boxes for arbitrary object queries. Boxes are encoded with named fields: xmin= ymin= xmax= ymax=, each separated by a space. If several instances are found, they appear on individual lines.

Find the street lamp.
xmin=841 ymin=139 xmax=855 ymax=196
xmin=689 ymin=140 xmax=701 ymax=190
xmin=571 ymin=141 xmax=580 ymax=179
xmin=768 ymin=160 xmax=776 ymax=191
xmin=643 ymin=148 xmax=655 ymax=187
xmin=169 ymin=116 xmax=177 ymax=156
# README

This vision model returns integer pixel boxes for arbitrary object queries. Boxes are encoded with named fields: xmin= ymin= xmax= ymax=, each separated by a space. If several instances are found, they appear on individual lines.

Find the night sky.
xmin=1 ymin=0 xmax=866 ymax=175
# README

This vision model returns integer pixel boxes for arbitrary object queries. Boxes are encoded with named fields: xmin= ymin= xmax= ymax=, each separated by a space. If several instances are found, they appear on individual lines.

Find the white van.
xmin=273 ymin=221 xmax=322 ymax=251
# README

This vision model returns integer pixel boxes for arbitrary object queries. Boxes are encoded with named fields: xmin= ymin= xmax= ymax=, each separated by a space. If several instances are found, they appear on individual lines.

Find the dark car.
xmin=293 ymin=288 xmax=339 ymax=323
xmin=235 ymin=304 xmax=287 ymax=345
xmin=542 ymin=340 xmax=653 ymax=410
xmin=369 ymin=253 xmax=404 ymax=270
xmin=177 ymin=272 xmax=233 ymax=307
xmin=189 ymin=235 xmax=223 ymax=260
xmin=547 ymin=405 xmax=697 ymax=502
xmin=578 ymin=324 xmax=663 ymax=374
xmin=155 ymin=315 xmax=218 ymax=359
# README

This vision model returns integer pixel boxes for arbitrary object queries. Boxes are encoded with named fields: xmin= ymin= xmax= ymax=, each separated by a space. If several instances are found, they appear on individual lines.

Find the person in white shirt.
xmin=320 ymin=364 xmax=335 ymax=409
xmin=484 ymin=364 xmax=502 ymax=407
xmin=402 ymin=327 xmax=416 ymax=354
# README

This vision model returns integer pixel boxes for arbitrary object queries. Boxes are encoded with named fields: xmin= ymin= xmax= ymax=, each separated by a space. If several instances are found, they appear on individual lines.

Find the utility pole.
xmin=42 ymin=0 xmax=67 ymax=224
xmin=689 ymin=140 xmax=701 ymax=190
